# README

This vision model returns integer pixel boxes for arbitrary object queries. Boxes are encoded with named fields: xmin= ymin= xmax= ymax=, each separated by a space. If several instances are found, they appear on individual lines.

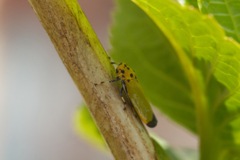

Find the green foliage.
xmin=199 ymin=0 xmax=240 ymax=42
xmin=185 ymin=0 xmax=199 ymax=9
xmin=151 ymin=134 xmax=198 ymax=160
xmin=111 ymin=0 xmax=197 ymax=134
xmin=110 ymin=0 xmax=240 ymax=159
xmin=152 ymin=138 xmax=173 ymax=160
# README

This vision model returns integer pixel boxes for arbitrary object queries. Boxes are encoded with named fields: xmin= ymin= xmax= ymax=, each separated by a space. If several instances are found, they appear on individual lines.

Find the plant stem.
xmin=28 ymin=0 xmax=157 ymax=159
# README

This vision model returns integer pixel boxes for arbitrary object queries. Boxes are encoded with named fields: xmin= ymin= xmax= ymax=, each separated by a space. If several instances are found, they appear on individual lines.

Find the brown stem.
xmin=28 ymin=0 xmax=156 ymax=159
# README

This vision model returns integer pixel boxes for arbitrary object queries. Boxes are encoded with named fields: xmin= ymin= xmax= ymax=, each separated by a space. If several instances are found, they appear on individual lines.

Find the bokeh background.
xmin=0 ymin=0 xmax=197 ymax=159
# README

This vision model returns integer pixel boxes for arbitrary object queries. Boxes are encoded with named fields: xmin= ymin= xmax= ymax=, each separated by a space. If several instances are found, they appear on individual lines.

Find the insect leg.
xmin=94 ymin=78 xmax=120 ymax=86
xmin=111 ymin=62 xmax=119 ymax=65
xmin=121 ymin=80 xmax=129 ymax=98
xmin=120 ymin=87 xmax=126 ymax=104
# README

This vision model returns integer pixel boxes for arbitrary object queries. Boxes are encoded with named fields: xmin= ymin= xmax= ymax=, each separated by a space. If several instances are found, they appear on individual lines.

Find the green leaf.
xmin=152 ymin=138 xmax=173 ymax=160
xmin=166 ymin=148 xmax=198 ymax=160
xmin=111 ymin=0 xmax=197 ymax=134
xmin=73 ymin=104 xmax=109 ymax=153
xmin=199 ymin=0 xmax=240 ymax=43
xmin=110 ymin=0 xmax=240 ymax=159
xmin=185 ymin=0 xmax=199 ymax=9
xmin=151 ymin=134 xmax=198 ymax=160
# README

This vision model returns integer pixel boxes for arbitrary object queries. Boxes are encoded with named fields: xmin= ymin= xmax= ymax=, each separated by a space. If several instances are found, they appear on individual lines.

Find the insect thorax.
xmin=116 ymin=63 xmax=137 ymax=82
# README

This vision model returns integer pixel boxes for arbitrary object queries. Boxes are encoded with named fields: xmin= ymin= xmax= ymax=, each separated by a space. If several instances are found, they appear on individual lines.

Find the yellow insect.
xmin=95 ymin=62 xmax=157 ymax=128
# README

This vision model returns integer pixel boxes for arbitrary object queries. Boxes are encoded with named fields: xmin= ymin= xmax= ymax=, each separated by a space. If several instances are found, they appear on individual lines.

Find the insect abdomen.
xmin=147 ymin=114 xmax=157 ymax=128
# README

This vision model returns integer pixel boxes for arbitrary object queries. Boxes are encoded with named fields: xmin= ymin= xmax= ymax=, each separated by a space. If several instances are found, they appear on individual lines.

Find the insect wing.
xmin=126 ymin=80 xmax=156 ymax=127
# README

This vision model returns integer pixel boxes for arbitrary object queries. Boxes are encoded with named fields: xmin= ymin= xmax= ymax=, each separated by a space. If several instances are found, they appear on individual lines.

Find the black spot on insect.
xmin=130 ymin=73 xmax=133 ymax=78
xmin=124 ymin=64 xmax=127 ymax=67
xmin=116 ymin=69 xmax=118 ymax=73
xmin=119 ymin=62 xmax=122 ymax=65
xmin=122 ymin=75 xmax=125 ymax=78
xmin=127 ymin=67 xmax=130 ymax=70
xmin=101 ymin=82 xmax=104 ymax=84
xmin=127 ymin=79 xmax=130 ymax=82
xmin=121 ymin=70 xmax=125 ymax=74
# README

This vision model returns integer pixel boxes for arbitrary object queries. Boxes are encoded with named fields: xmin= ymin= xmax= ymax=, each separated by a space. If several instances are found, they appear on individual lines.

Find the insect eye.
xmin=130 ymin=73 xmax=133 ymax=78
xmin=121 ymin=70 xmax=125 ymax=74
